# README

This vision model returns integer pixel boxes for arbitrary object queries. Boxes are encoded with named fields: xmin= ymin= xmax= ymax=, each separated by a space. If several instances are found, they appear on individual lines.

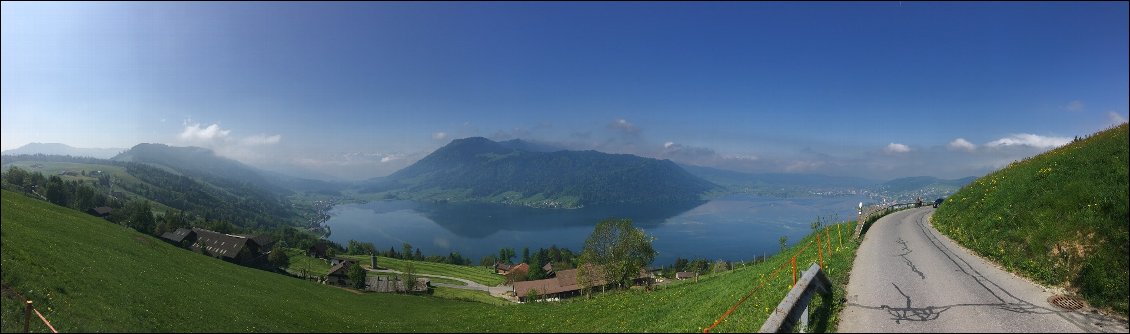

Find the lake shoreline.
xmin=322 ymin=194 xmax=870 ymax=267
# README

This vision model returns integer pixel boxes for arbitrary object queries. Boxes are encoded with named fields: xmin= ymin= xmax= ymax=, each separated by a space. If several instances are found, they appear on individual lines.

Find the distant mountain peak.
xmin=373 ymin=137 xmax=717 ymax=208
xmin=2 ymin=142 xmax=125 ymax=159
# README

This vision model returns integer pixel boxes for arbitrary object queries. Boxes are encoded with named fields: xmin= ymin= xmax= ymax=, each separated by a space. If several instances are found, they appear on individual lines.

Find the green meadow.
xmin=2 ymin=188 xmax=859 ymax=332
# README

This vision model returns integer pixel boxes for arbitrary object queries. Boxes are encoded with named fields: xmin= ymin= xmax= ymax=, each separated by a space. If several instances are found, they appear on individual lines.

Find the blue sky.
xmin=2 ymin=2 xmax=1127 ymax=180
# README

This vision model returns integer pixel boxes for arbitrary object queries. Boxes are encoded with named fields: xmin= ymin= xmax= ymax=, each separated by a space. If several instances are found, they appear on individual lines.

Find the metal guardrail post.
xmin=759 ymin=263 xmax=832 ymax=333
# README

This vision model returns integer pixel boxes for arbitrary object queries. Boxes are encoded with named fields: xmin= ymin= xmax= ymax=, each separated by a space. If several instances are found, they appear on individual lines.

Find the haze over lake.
xmin=325 ymin=194 xmax=868 ymax=266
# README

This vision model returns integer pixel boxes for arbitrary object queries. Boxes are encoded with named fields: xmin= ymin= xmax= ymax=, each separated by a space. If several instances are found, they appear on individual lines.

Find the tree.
xmin=578 ymin=218 xmax=656 ymax=291
xmin=5 ymin=166 xmax=27 ymax=187
xmin=688 ymin=258 xmax=709 ymax=275
xmin=525 ymin=288 xmax=540 ymax=303
xmin=498 ymin=248 xmax=515 ymax=264
xmin=712 ymin=259 xmax=729 ymax=274
xmin=522 ymin=247 xmax=530 ymax=264
xmin=480 ymin=255 xmax=499 ymax=267
xmin=548 ymin=245 xmax=562 ymax=263
xmin=45 ymin=175 xmax=68 ymax=206
xmin=527 ymin=254 xmax=546 ymax=281
xmin=347 ymin=240 xmax=376 ymax=255
xmin=348 ymin=263 xmax=367 ymax=290
xmin=414 ymin=247 xmax=422 ymax=261
xmin=124 ymin=200 xmax=156 ymax=235
xmin=402 ymin=243 xmax=413 ymax=260
xmin=400 ymin=263 xmax=419 ymax=293
xmin=779 ymin=235 xmax=788 ymax=253
xmin=673 ymin=257 xmax=689 ymax=272
xmin=268 ymin=244 xmax=290 ymax=269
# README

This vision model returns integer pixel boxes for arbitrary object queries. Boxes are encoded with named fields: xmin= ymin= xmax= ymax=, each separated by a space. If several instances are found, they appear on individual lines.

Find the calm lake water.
xmin=324 ymin=194 xmax=868 ymax=266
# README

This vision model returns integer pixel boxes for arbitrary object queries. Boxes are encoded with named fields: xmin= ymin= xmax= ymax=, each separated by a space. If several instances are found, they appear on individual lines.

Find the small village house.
xmin=85 ymin=206 xmax=113 ymax=218
xmin=325 ymin=258 xmax=358 ymax=286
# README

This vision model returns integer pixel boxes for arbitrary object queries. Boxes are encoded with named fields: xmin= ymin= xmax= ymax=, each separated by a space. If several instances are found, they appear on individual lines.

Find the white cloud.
xmin=241 ymin=134 xmax=281 ymax=146
xmin=1108 ymin=111 xmax=1128 ymax=126
xmin=947 ymin=138 xmax=976 ymax=152
xmin=985 ymin=134 xmax=1071 ymax=149
xmin=174 ymin=120 xmax=282 ymax=164
xmin=884 ymin=143 xmax=911 ymax=154
xmin=380 ymin=154 xmax=402 ymax=163
xmin=433 ymin=132 xmax=448 ymax=140
xmin=725 ymin=154 xmax=759 ymax=161
xmin=1063 ymin=100 xmax=1085 ymax=112
xmin=179 ymin=122 xmax=230 ymax=143
xmin=784 ymin=160 xmax=824 ymax=172
xmin=610 ymin=119 xmax=639 ymax=136
xmin=664 ymin=141 xmax=675 ymax=149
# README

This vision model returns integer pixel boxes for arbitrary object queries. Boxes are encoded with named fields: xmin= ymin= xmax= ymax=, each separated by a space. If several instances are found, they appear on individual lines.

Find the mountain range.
xmin=2 ymin=143 xmax=125 ymax=159
xmin=364 ymin=137 xmax=718 ymax=208
xmin=5 ymin=139 xmax=976 ymax=213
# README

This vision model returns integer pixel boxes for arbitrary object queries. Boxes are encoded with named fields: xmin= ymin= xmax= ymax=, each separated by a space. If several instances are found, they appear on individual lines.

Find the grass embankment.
xmin=1 ymin=189 xmax=860 ymax=332
xmin=432 ymin=287 xmax=508 ymax=306
xmin=282 ymin=251 xmax=470 ymax=287
xmin=933 ymin=123 xmax=1128 ymax=317
xmin=282 ymin=248 xmax=330 ymax=275
xmin=339 ymin=254 xmax=505 ymax=287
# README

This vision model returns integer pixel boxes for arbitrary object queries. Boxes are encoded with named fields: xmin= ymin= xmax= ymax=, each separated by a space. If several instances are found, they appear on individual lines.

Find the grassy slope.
xmin=1 ymin=189 xmax=859 ymax=332
xmin=341 ymin=255 xmax=505 ymax=287
xmin=933 ymin=123 xmax=1128 ymax=317
xmin=1 ymin=161 xmax=177 ymax=214
xmin=281 ymin=251 xmax=471 ymax=287
xmin=282 ymin=248 xmax=330 ymax=274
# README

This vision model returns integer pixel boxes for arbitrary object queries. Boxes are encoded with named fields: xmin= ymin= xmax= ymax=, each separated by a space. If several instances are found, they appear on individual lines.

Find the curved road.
xmin=840 ymin=207 xmax=1127 ymax=332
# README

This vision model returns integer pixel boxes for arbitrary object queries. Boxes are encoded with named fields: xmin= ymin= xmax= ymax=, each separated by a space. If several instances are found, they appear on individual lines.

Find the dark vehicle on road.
xmin=933 ymin=198 xmax=945 ymax=208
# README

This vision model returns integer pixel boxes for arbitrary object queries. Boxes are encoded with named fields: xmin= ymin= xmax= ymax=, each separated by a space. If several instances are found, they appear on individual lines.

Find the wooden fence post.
xmin=24 ymin=300 xmax=32 ymax=333
xmin=837 ymin=223 xmax=843 ymax=249
xmin=816 ymin=234 xmax=823 ymax=269
xmin=825 ymin=227 xmax=832 ymax=254
xmin=791 ymin=257 xmax=797 ymax=285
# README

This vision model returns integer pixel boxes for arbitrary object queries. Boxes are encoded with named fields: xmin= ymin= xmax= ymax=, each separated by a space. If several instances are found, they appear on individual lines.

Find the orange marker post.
xmin=816 ymin=233 xmax=824 ymax=269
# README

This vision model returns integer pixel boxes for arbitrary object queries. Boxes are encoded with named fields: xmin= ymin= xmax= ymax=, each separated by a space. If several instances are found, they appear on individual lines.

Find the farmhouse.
xmin=513 ymin=264 xmax=652 ymax=302
xmin=325 ymin=258 xmax=358 ymax=286
xmin=494 ymin=262 xmax=518 ymax=275
xmin=160 ymin=227 xmax=196 ymax=247
xmin=498 ymin=263 xmax=529 ymax=284
xmin=159 ymin=227 xmax=266 ymax=266
xmin=307 ymin=243 xmax=329 ymax=259
xmin=85 ymin=206 xmax=113 ymax=218
xmin=675 ymin=271 xmax=698 ymax=280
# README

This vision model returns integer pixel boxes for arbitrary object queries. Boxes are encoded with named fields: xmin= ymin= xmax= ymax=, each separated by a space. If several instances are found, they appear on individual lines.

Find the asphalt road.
xmin=839 ymin=207 xmax=1127 ymax=332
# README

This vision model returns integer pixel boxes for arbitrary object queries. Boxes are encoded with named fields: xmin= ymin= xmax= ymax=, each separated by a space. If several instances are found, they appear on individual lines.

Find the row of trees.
xmin=339 ymin=239 xmax=474 ymax=267
xmin=4 ymin=166 xmax=120 ymax=210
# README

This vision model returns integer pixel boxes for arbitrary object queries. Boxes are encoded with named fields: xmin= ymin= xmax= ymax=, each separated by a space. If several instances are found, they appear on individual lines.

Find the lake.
xmin=323 ymin=194 xmax=869 ymax=266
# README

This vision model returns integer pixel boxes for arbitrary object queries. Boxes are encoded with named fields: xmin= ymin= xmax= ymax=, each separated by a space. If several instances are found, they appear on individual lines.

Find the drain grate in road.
xmin=1048 ymin=295 xmax=1085 ymax=310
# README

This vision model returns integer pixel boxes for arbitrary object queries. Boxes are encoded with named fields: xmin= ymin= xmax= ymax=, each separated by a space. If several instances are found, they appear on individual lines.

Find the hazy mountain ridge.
xmin=366 ymin=137 xmax=718 ymax=208
xmin=2 ymin=143 xmax=125 ymax=159
xmin=113 ymin=143 xmax=292 ymax=195
xmin=680 ymin=163 xmax=974 ymax=201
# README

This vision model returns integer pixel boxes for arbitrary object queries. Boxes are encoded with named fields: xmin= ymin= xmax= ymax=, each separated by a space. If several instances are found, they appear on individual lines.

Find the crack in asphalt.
xmin=894 ymin=238 xmax=925 ymax=280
